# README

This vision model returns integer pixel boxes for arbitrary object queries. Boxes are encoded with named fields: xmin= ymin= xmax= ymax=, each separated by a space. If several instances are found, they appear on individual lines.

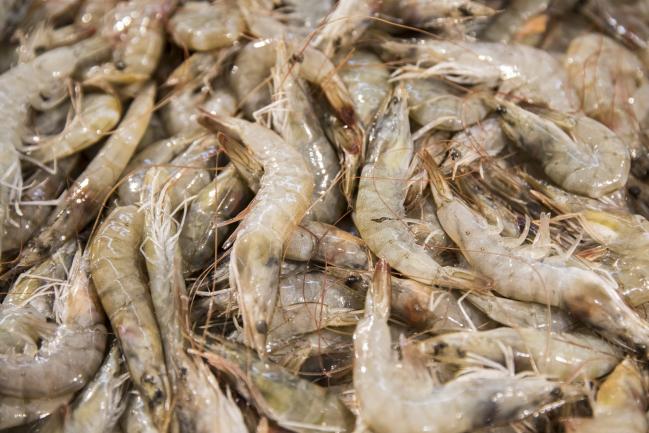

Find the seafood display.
xmin=4 ymin=1 xmax=649 ymax=432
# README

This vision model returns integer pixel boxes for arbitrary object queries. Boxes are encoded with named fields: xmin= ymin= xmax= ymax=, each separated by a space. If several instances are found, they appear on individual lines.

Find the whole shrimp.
xmin=385 ymin=38 xmax=579 ymax=112
xmin=272 ymin=40 xmax=345 ymax=224
xmin=4 ymin=83 xmax=154 ymax=282
xmin=424 ymin=151 xmax=649 ymax=356
xmin=482 ymin=0 xmax=551 ymax=42
xmin=420 ymin=327 xmax=622 ymax=381
xmin=354 ymin=260 xmax=567 ymax=433
xmin=90 ymin=205 xmax=171 ymax=431
xmin=0 ymin=35 xmax=109 ymax=255
xmin=0 ymin=250 xmax=106 ymax=399
xmin=168 ymin=1 xmax=244 ymax=51
xmin=565 ymin=358 xmax=648 ymax=433
xmin=141 ymin=172 xmax=248 ymax=433
xmin=493 ymin=98 xmax=630 ymax=198
xmin=382 ymin=0 xmax=496 ymax=30
xmin=354 ymin=84 xmax=485 ymax=290
xmin=200 ymin=115 xmax=313 ymax=355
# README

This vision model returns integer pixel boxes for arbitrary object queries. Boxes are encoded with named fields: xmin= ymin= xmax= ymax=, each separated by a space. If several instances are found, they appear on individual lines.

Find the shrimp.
xmin=179 ymin=164 xmax=252 ymax=274
xmin=90 ymin=205 xmax=171 ymax=431
xmin=196 ymin=339 xmax=356 ymax=433
xmin=493 ymin=98 xmax=630 ymax=198
xmin=382 ymin=0 xmax=497 ymax=30
xmin=272 ymin=41 xmax=345 ymax=224
xmin=311 ymin=0 xmax=380 ymax=56
xmin=4 ymin=83 xmax=154 ymax=281
xmin=200 ymin=115 xmax=313 ymax=354
xmin=29 ymin=92 xmax=122 ymax=163
xmin=404 ymin=78 xmax=489 ymax=138
xmin=284 ymin=220 xmax=369 ymax=270
xmin=482 ymin=0 xmax=550 ymax=42
xmin=0 ymin=35 xmax=109 ymax=256
xmin=168 ymin=1 xmax=244 ymax=51
xmin=386 ymin=38 xmax=579 ymax=112
xmin=0 ymin=393 xmax=73 ymax=430
xmin=141 ymin=172 xmax=248 ymax=433
xmin=0 ymin=250 xmax=106 ymax=399
xmin=420 ymin=327 xmax=622 ymax=381
xmin=354 ymin=84 xmax=485 ymax=290
xmin=354 ymin=259 xmax=566 ymax=433
xmin=564 ymin=33 xmax=645 ymax=158
xmin=335 ymin=50 xmax=390 ymax=126
xmin=467 ymin=294 xmax=576 ymax=332
xmin=38 ymin=344 xmax=129 ymax=433
xmin=2 ymin=155 xmax=78 ymax=253
xmin=424 ymin=150 xmax=649 ymax=356
xmin=565 ymin=358 xmax=648 ymax=433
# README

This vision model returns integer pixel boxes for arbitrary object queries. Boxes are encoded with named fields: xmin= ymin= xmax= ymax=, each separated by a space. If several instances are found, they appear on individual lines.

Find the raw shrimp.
xmin=565 ymin=358 xmax=648 ymax=433
xmin=6 ymin=83 xmax=154 ymax=281
xmin=141 ymin=173 xmax=249 ymax=433
xmin=0 ymin=35 xmax=109 ymax=255
xmin=312 ymin=0 xmax=380 ymax=56
xmin=420 ymin=327 xmax=621 ymax=380
xmin=39 ymin=344 xmax=128 ymax=433
xmin=354 ymin=84 xmax=484 ymax=290
xmin=424 ymin=151 xmax=649 ymax=356
xmin=168 ymin=1 xmax=244 ymax=51
xmin=284 ymin=220 xmax=369 ymax=269
xmin=272 ymin=41 xmax=345 ymax=224
xmin=467 ymin=294 xmax=576 ymax=332
xmin=197 ymin=339 xmax=356 ymax=433
xmin=354 ymin=260 xmax=566 ymax=433
xmin=179 ymin=164 xmax=251 ymax=274
xmin=200 ymin=115 xmax=313 ymax=354
xmin=493 ymin=98 xmax=630 ymax=198
xmin=386 ymin=38 xmax=579 ymax=112
xmin=90 ymin=205 xmax=171 ymax=431
xmin=2 ymin=155 xmax=78 ymax=253
xmin=482 ymin=0 xmax=550 ymax=42
xmin=0 ymin=250 xmax=106 ymax=399
xmin=404 ymin=78 xmax=489 ymax=138
xmin=382 ymin=0 xmax=496 ymax=29
xmin=335 ymin=50 xmax=390 ymax=126
xmin=29 ymin=92 xmax=122 ymax=163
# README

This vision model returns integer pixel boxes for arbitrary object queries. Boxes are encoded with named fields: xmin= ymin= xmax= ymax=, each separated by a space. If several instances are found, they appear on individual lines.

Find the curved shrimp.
xmin=493 ymin=98 xmax=630 ymax=198
xmin=482 ymin=0 xmax=550 ymax=42
xmin=0 ymin=35 xmax=109 ymax=255
xmin=272 ymin=40 xmax=345 ymax=224
xmin=5 ymin=82 xmax=154 ymax=282
xmin=179 ymin=164 xmax=252 ymax=274
xmin=90 ymin=205 xmax=171 ymax=431
xmin=2 ymin=155 xmax=78 ymax=253
xmin=168 ymin=1 xmax=244 ymax=51
xmin=29 ymin=92 xmax=122 ymax=163
xmin=311 ymin=0 xmax=380 ymax=56
xmin=565 ymin=358 xmax=648 ymax=433
xmin=0 ymin=250 xmax=106 ymax=399
xmin=354 ymin=260 xmax=566 ymax=433
xmin=424 ymin=151 xmax=649 ymax=356
xmin=420 ymin=327 xmax=622 ymax=381
xmin=354 ymin=84 xmax=485 ymax=290
xmin=383 ymin=0 xmax=496 ymax=30
xmin=385 ymin=38 xmax=579 ymax=112
xmin=200 ymin=115 xmax=313 ymax=355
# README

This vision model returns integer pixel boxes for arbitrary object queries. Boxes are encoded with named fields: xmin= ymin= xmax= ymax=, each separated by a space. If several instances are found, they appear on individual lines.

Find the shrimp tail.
xmin=369 ymin=259 xmax=392 ymax=320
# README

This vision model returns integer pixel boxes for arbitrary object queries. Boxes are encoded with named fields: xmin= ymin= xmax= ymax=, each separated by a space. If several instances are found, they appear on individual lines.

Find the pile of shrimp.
xmin=5 ymin=0 xmax=649 ymax=432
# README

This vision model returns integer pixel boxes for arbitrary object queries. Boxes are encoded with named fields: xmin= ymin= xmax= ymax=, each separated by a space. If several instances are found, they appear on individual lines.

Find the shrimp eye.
xmin=390 ymin=96 xmax=400 ymax=106
xmin=449 ymin=148 xmax=461 ymax=160
xmin=289 ymin=53 xmax=304 ymax=64
xmin=550 ymin=387 xmax=563 ymax=398
xmin=115 ymin=60 xmax=126 ymax=70
xmin=39 ymin=92 xmax=50 ymax=102
xmin=495 ymin=105 xmax=507 ymax=115
xmin=256 ymin=320 xmax=268 ymax=334
xmin=458 ymin=5 xmax=472 ymax=16
xmin=34 ymin=46 xmax=46 ymax=55
xmin=629 ymin=185 xmax=641 ymax=198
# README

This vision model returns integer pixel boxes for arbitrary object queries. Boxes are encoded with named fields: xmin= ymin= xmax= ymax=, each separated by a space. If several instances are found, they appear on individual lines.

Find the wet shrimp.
xmin=200 ymin=115 xmax=313 ymax=354
xmin=354 ymin=84 xmax=485 ymax=290
xmin=5 ymin=83 xmax=154 ymax=281
xmin=386 ymin=38 xmax=579 ymax=112
xmin=424 ymin=151 xmax=649 ymax=356
xmin=29 ymin=92 xmax=122 ymax=163
xmin=90 ymin=205 xmax=171 ymax=431
xmin=382 ymin=0 xmax=496 ymax=30
xmin=311 ymin=0 xmax=380 ymax=56
xmin=38 ymin=344 xmax=128 ymax=433
xmin=168 ymin=1 xmax=244 ymax=51
xmin=0 ymin=250 xmax=106 ymax=399
xmin=493 ymin=98 xmax=630 ymax=198
xmin=564 ymin=358 xmax=648 ymax=433
xmin=272 ymin=41 xmax=345 ymax=224
xmin=482 ymin=0 xmax=550 ymax=42
xmin=354 ymin=260 xmax=566 ymax=433
xmin=420 ymin=327 xmax=622 ymax=381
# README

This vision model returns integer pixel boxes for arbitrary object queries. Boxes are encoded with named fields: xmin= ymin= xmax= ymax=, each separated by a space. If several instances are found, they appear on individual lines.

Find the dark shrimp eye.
xmin=115 ymin=60 xmax=126 ymax=70
xmin=255 ymin=320 xmax=268 ymax=334
xmin=495 ymin=105 xmax=507 ymax=115
xmin=390 ymin=96 xmax=400 ymax=106
xmin=629 ymin=185 xmax=641 ymax=198
xmin=289 ymin=53 xmax=303 ymax=64
xmin=449 ymin=148 xmax=461 ymax=160
xmin=39 ymin=92 xmax=50 ymax=102
xmin=34 ymin=46 xmax=46 ymax=55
